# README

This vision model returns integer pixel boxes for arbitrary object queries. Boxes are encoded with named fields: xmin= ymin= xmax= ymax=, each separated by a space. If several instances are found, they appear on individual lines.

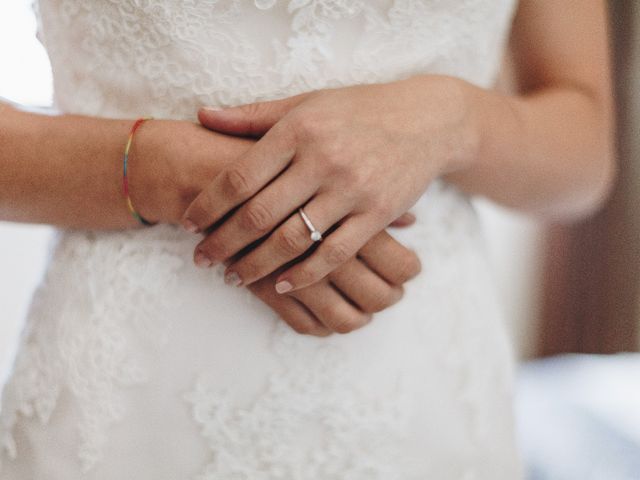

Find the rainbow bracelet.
xmin=122 ymin=117 xmax=157 ymax=226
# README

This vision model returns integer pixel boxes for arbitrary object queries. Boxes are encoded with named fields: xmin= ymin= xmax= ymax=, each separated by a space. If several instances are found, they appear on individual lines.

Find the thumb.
xmin=198 ymin=91 xmax=313 ymax=137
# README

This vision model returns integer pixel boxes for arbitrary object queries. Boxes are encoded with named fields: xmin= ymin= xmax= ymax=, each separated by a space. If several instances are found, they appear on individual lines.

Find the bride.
xmin=0 ymin=1 xmax=614 ymax=479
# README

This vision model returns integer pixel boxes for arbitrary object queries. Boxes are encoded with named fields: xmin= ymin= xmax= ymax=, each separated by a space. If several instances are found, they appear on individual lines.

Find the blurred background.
xmin=0 ymin=1 xmax=638 ymax=479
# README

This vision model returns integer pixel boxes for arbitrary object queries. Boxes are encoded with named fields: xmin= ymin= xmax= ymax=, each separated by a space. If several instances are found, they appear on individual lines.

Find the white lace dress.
xmin=0 ymin=1 xmax=523 ymax=479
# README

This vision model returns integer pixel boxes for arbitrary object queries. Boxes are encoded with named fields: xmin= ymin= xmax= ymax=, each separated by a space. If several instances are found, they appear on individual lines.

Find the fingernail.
xmin=202 ymin=106 xmax=224 ymax=112
xmin=182 ymin=218 xmax=199 ymax=233
xmin=194 ymin=251 xmax=213 ymax=268
xmin=275 ymin=280 xmax=293 ymax=294
xmin=224 ymin=271 xmax=243 ymax=287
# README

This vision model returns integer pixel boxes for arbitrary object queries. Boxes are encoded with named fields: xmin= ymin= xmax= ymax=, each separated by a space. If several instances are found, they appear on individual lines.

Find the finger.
xmin=358 ymin=230 xmax=422 ymax=285
xmin=389 ymin=211 xmax=416 ymax=228
xmin=290 ymin=280 xmax=372 ymax=334
xmin=247 ymin=276 xmax=332 ymax=337
xmin=274 ymin=213 xmax=379 ymax=294
xmin=181 ymin=121 xmax=296 ymax=234
xmin=192 ymin=161 xmax=321 ymax=268
xmin=222 ymin=192 xmax=353 ymax=286
xmin=329 ymin=257 xmax=404 ymax=313
xmin=198 ymin=92 xmax=313 ymax=137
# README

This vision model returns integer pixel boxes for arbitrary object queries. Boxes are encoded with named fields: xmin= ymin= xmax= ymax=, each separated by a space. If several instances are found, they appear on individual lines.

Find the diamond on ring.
xmin=298 ymin=207 xmax=323 ymax=242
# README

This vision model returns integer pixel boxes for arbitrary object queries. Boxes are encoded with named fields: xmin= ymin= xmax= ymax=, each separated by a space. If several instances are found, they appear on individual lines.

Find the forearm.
xmin=441 ymin=0 xmax=615 ymax=222
xmin=0 ymin=102 xmax=244 ymax=230
xmin=0 ymin=102 xmax=146 ymax=229
xmin=443 ymin=80 xmax=615 ymax=221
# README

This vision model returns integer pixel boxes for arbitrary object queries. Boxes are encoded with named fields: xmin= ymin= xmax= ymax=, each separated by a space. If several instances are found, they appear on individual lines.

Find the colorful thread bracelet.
xmin=122 ymin=117 xmax=157 ymax=226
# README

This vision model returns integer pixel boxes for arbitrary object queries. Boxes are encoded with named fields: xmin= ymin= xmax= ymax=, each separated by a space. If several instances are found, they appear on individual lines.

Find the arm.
xmin=181 ymin=0 xmax=614 ymax=293
xmin=0 ymin=101 xmax=420 ymax=337
xmin=0 ymin=101 xmax=252 ymax=229
xmin=444 ymin=0 xmax=615 ymax=220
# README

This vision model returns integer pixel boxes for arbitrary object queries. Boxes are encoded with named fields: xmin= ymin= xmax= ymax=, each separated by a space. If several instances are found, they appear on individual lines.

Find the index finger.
xmin=181 ymin=120 xmax=297 ymax=233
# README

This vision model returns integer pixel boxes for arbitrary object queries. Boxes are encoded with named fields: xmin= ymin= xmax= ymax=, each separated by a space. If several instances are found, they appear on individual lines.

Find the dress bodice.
xmin=34 ymin=0 xmax=517 ymax=119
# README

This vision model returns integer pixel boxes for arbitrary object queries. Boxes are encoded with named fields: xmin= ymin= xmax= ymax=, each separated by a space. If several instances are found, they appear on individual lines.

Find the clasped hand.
xmin=181 ymin=75 xmax=475 ymax=297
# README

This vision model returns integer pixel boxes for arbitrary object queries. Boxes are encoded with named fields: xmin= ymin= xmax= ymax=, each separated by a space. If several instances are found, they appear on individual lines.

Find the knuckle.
xmin=316 ymin=138 xmax=347 ymax=170
xmin=347 ymin=168 xmax=369 ymax=189
xmin=366 ymin=293 xmax=393 ymax=313
xmin=289 ymin=319 xmax=314 ymax=335
xmin=242 ymin=101 xmax=264 ymax=118
xmin=288 ymin=318 xmax=331 ymax=337
xmin=370 ymin=288 xmax=404 ymax=312
xmin=322 ymin=150 xmax=346 ymax=174
xmin=324 ymin=241 xmax=352 ymax=267
xmin=332 ymin=313 xmax=370 ymax=334
xmin=276 ymin=225 xmax=309 ymax=256
xmin=369 ymin=198 xmax=393 ymax=220
xmin=186 ymin=200 xmax=209 ymax=227
xmin=292 ymin=113 xmax=322 ymax=140
xmin=313 ymin=327 xmax=333 ymax=337
xmin=186 ymin=190 xmax=219 ymax=228
xmin=199 ymin=236 xmax=229 ymax=259
xmin=333 ymin=317 xmax=356 ymax=334
xmin=394 ymin=253 xmax=422 ymax=283
xmin=223 ymin=167 xmax=252 ymax=198
xmin=175 ymin=177 xmax=200 ymax=215
xmin=235 ymin=258 xmax=260 ymax=279
xmin=241 ymin=201 xmax=273 ymax=233
xmin=295 ymin=266 xmax=318 ymax=286
xmin=243 ymin=102 xmax=265 ymax=132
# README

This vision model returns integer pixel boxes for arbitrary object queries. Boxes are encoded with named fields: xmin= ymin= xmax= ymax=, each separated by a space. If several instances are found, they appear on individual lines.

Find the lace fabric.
xmin=34 ymin=0 xmax=516 ymax=118
xmin=0 ymin=227 xmax=192 ymax=471
xmin=1 ymin=1 xmax=522 ymax=479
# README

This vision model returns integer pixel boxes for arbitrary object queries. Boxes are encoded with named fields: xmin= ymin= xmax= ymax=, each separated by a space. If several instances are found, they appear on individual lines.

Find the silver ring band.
xmin=298 ymin=207 xmax=323 ymax=242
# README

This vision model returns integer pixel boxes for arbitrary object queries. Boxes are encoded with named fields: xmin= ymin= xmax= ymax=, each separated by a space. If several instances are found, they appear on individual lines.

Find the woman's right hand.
xmin=128 ymin=119 xmax=254 ymax=225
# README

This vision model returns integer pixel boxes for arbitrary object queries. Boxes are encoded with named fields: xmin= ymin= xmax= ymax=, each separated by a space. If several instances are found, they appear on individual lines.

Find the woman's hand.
xmin=246 ymin=229 xmax=421 ymax=336
xmin=0 ymin=106 xmax=259 ymax=229
xmin=181 ymin=75 xmax=476 ymax=293
xmin=128 ymin=119 xmax=254 ymax=224
xmin=130 ymin=118 xmax=420 ymax=228
xmin=130 ymin=118 xmax=420 ymax=334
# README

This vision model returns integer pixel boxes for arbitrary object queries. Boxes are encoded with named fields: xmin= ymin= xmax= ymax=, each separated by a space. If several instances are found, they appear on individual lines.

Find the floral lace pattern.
xmin=0 ymin=226 xmax=195 ymax=472
xmin=183 ymin=321 xmax=414 ymax=480
xmin=33 ymin=0 xmax=517 ymax=119
xmin=0 ymin=1 xmax=521 ymax=478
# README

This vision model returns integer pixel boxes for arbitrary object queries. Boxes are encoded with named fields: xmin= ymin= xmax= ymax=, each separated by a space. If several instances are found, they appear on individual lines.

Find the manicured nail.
xmin=194 ymin=251 xmax=212 ymax=268
xmin=275 ymin=280 xmax=293 ymax=294
xmin=224 ymin=271 xmax=243 ymax=287
xmin=182 ymin=218 xmax=199 ymax=233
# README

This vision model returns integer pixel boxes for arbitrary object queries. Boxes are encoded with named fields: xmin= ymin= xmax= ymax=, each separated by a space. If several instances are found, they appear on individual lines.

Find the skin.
xmin=0 ymin=102 xmax=420 ymax=336
xmin=183 ymin=0 xmax=615 ymax=296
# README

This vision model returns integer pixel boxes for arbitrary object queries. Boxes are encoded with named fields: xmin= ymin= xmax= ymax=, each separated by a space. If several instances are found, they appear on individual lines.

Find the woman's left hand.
xmin=181 ymin=75 xmax=477 ymax=293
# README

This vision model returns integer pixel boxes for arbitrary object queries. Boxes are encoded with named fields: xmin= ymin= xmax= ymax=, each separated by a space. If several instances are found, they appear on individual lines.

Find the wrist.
xmin=438 ymin=76 xmax=482 ymax=176
xmin=404 ymin=75 xmax=482 ymax=176
xmin=127 ymin=119 xmax=254 ymax=225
